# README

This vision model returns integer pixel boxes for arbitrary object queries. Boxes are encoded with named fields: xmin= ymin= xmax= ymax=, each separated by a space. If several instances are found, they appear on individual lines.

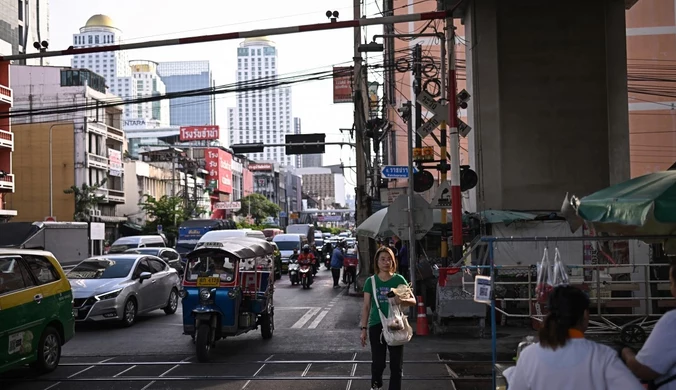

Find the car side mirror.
xmin=139 ymin=272 xmax=152 ymax=282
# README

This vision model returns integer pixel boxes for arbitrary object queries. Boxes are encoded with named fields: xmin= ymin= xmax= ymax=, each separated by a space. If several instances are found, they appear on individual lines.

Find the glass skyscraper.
xmin=158 ymin=61 xmax=214 ymax=126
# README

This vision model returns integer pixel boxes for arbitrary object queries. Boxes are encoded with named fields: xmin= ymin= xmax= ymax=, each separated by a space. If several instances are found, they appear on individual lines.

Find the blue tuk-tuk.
xmin=178 ymin=236 xmax=275 ymax=362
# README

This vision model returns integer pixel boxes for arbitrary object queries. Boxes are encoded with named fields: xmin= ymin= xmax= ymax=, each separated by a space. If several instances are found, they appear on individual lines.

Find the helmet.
xmin=302 ymin=244 xmax=310 ymax=253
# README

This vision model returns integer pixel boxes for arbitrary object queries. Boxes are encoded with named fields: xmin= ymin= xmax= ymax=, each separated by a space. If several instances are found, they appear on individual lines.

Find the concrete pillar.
xmin=464 ymin=0 xmax=631 ymax=212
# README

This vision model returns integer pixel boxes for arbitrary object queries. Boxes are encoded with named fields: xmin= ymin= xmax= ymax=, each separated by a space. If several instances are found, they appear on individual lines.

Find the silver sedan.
xmin=67 ymin=254 xmax=181 ymax=327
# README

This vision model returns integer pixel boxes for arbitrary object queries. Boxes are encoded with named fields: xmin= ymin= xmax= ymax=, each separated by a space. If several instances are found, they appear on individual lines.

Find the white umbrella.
xmin=355 ymin=208 xmax=393 ymax=239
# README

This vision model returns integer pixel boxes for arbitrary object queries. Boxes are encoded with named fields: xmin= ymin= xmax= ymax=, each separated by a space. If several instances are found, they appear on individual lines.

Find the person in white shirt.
xmin=508 ymin=285 xmax=643 ymax=390
xmin=621 ymin=261 xmax=676 ymax=390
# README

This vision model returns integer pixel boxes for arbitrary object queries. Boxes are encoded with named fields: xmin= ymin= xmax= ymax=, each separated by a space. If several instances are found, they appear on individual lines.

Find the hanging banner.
xmin=333 ymin=66 xmax=353 ymax=103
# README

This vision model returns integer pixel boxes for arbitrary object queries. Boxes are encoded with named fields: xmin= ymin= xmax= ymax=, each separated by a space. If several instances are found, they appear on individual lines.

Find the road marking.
xmin=241 ymin=354 xmax=273 ymax=389
xmin=141 ymin=356 xmax=192 ymax=390
xmin=291 ymin=307 xmax=321 ymax=329
xmin=438 ymin=353 xmax=458 ymax=378
xmin=43 ymin=357 xmax=115 ymax=390
xmin=112 ymin=364 xmax=137 ymax=377
xmin=345 ymin=352 xmax=358 ymax=390
xmin=307 ymin=310 xmax=329 ymax=329
xmin=301 ymin=363 xmax=312 ymax=377
xmin=275 ymin=307 xmax=311 ymax=310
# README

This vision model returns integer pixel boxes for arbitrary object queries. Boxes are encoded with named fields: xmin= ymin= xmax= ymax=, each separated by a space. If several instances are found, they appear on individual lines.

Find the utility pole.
xmin=403 ymin=102 xmax=417 ymax=309
xmin=447 ymin=21 xmax=463 ymax=264
xmin=413 ymin=44 xmax=423 ymax=150
xmin=439 ymin=23 xmax=449 ymax=264
xmin=354 ymin=0 xmax=372 ymax=288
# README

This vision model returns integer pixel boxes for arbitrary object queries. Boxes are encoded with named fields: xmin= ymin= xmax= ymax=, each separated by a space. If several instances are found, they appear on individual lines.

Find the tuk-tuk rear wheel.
xmin=260 ymin=309 xmax=274 ymax=340
xmin=195 ymin=324 xmax=212 ymax=362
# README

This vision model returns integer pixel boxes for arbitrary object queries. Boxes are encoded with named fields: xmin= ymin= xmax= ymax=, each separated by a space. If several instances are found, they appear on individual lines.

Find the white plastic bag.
xmin=551 ymin=248 xmax=570 ymax=286
xmin=370 ymin=277 xmax=412 ymax=346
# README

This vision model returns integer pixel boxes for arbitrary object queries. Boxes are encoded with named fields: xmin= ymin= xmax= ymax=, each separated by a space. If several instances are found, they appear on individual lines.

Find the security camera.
xmin=326 ymin=10 xmax=332 ymax=18
xmin=33 ymin=42 xmax=41 ymax=50
xmin=41 ymin=40 xmax=49 ymax=48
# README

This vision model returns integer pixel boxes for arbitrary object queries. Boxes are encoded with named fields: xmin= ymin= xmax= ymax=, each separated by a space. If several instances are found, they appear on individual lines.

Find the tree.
xmin=236 ymin=193 xmax=281 ymax=224
xmin=139 ymin=195 xmax=186 ymax=242
xmin=63 ymin=178 xmax=108 ymax=222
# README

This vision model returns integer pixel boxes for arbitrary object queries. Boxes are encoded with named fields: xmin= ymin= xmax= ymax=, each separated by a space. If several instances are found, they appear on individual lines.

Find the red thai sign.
xmin=205 ymin=148 xmax=233 ymax=194
xmin=180 ymin=125 xmax=220 ymax=142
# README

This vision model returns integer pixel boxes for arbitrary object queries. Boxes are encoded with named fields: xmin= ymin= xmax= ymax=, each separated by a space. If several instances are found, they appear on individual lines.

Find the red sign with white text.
xmin=180 ymin=125 xmax=220 ymax=142
xmin=205 ymin=148 xmax=233 ymax=194
xmin=243 ymin=168 xmax=254 ymax=196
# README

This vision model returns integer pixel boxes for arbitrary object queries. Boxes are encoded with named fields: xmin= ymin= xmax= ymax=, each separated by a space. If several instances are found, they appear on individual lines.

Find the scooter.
xmin=288 ymin=260 xmax=300 ymax=286
xmin=299 ymin=263 xmax=313 ymax=289
xmin=324 ymin=253 xmax=331 ymax=270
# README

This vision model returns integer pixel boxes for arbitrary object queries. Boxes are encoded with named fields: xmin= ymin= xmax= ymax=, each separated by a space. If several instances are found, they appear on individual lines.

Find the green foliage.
xmin=316 ymin=226 xmax=342 ymax=235
xmin=63 ymin=178 xmax=108 ymax=222
xmin=139 ymin=195 xmax=187 ymax=242
xmin=235 ymin=194 xmax=281 ymax=224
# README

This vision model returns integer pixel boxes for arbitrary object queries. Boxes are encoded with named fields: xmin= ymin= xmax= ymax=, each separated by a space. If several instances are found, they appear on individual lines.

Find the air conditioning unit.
xmin=89 ymin=209 xmax=101 ymax=216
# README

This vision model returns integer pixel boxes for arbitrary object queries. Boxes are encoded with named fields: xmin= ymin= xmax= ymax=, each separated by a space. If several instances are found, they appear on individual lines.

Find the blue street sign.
xmin=157 ymin=224 xmax=163 ymax=233
xmin=380 ymin=165 xmax=418 ymax=179
xmin=279 ymin=211 xmax=287 ymax=218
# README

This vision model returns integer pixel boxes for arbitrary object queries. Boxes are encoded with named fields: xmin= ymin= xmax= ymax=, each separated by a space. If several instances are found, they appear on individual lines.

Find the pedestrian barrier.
xmin=416 ymin=295 xmax=430 ymax=336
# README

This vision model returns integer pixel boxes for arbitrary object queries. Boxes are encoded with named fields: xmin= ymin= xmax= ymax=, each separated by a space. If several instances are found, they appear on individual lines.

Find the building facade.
xmin=227 ymin=37 xmax=294 ymax=167
xmin=0 ymin=59 xmax=15 ymax=220
xmin=129 ymin=60 xmax=170 ymax=127
xmin=0 ymin=0 xmax=50 ymax=66
xmin=158 ymin=61 xmax=214 ymax=127
xmin=8 ymin=65 xmax=126 ymax=239
xmin=626 ymin=2 xmax=676 ymax=177
xmin=295 ymin=167 xmax=346 ymax=207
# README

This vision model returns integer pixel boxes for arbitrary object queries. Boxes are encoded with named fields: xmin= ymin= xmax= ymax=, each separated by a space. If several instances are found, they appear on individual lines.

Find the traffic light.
xmin=413 ymin=170 xmax=434 ymax=192
xmin=460 ymin=165 xmax=478 ymax=192
xmin=231 ymin=143 xmax=264 ymax=154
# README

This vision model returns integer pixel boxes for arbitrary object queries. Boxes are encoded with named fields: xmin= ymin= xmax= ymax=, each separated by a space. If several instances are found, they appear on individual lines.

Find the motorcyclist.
xmin=298 ymin=245 xmax=316 ymax=269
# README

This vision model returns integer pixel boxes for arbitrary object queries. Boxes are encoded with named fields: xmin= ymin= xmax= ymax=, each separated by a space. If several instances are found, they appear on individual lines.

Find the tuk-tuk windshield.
xmin=185 ymin=255 xmax=236 ymax=283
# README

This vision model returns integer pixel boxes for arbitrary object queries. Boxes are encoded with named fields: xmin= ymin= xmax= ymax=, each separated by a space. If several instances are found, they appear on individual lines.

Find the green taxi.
xmin=0 ymin=249 xmax=75 ymax=374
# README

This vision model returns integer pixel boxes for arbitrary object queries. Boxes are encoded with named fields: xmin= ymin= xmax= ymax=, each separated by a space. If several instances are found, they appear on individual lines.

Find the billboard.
xmin=243 ymin=168 xmax=254 ymax=196
xmin=108 ymin=149 xmax=122 ymax=177
xmin=333 ymin=66 xmax=353 ymax=104
xmin=248 ymin=163 xmax=273 ymax=171
xmin=205 ymin=148 xmax=233 ymax=194
xmin=180 ymin=125 xmax=220 ymax=142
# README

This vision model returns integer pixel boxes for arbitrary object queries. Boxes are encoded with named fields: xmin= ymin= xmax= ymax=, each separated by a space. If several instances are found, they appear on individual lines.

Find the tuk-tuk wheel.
xmin=195 ymin=324 xmax=212 ymax=362
xmin=261 ymin=307 xmax=274 ymax=340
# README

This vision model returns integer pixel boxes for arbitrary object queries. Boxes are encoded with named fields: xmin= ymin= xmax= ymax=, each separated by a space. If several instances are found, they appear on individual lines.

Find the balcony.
xmin=107 ymin=189 xmax=125 ymax=204
xmin=106 ymin=125 xmax=124 ymax=144
xmin=0 ymin=174 xmax=14 ymax=192
xmin=87 ymin=153 xmax=109 ymax=170
xmin=0 ymin=84 xmax=12 ymax=106
xmin=87 ymin=121 xmax=108 ymax=137
xmin=0 ymin=129 xmax=13 ymax=150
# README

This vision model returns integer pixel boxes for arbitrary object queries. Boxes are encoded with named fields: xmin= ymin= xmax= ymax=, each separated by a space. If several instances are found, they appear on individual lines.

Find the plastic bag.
xmin=370 ymin=277 xmax=413 ymax=346
xmin=535 ymin=248 xmax=554 ymax=304
xmin=551 ymin=248 xmax=570 ymax=287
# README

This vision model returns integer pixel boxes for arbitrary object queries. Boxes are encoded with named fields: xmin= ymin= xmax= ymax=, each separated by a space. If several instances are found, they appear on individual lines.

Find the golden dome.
xmin=243 ymin=36 xmax=273 ymax=43
xmin=85 ymin=14 xmax=115 ymax=28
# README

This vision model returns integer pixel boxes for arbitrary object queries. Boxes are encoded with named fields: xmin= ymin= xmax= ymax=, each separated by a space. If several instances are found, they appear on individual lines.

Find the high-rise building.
xmin=302 ymin=154 xmax=323 ymax=168
xmin=0 ymin=0 xmax=50 ymax=66
xmin=71 ymin=15 xmax=170 ymax=127
xmin=158 ymin=61 xmax=214 ymax=127
xmin=129 ymin=60 xmax=170 ymax=126
xmin=294 ymin=117 xmax=301 ymax=168
xmin=227 ymin=37 xmax=294 ymax=167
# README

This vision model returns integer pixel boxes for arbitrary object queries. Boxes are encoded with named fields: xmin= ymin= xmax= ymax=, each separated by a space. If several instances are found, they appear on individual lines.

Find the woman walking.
xmin=360 ymin=246 xmax=416 ymax=390
xmin=507 ymin=285 xmax=643 ymax=389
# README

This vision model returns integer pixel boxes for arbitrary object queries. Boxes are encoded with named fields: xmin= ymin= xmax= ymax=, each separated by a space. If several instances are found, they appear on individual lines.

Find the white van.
xmin=198 ymin=229 xmax=266 ymax=243
xmin=108 ymin=235 xmax=167 ymax=253
xmin=273 ymin=233 xmax=308 ymax=272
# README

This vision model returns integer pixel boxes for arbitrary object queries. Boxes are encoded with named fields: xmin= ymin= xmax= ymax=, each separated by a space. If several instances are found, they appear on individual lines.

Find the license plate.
xmin=197 ymin=277 xmax=220 ymax=287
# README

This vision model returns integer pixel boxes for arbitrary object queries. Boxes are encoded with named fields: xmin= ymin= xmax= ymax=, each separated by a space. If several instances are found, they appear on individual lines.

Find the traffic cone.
xmin=416 ymin=295 xmax=429 ymax=336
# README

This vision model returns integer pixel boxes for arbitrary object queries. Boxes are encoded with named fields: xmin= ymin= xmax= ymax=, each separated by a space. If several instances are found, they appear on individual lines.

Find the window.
xmin=148 ymin=259 xmax=166 ymax=273
xmin=133 ymin=260 xmax=153 ymax=277
xmin=88 ymin=35 xmax=93 ymax=44
xmin=74 ymin=37 xmax=77 ymax=45
xmin=0 ymin=256 xmax=35 ymax=294
xmin=23 ymin=256 xmax=60 ymax=285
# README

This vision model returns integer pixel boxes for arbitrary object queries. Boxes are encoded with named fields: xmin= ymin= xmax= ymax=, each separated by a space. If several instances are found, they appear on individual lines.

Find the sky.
xmin=48 ymin=0 xmax=385 ymax=195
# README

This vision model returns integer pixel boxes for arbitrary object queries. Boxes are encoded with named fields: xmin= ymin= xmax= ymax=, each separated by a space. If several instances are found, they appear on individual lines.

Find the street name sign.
xmin=416 ymin=91 xmax=449 ymax=139
xmin=381 ymin=165 xmax=418 ymax=179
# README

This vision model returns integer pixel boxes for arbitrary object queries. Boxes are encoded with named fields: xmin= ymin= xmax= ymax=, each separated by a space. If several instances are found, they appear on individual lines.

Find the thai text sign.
xmin=333 ymin=66 xmax=353 ymax=104
xmin=205 ymin=148 xmax=233 ymax=193
xmin=108 ymin=149 xmax=122 ymax=177
xmin=180 ymin=125 xmax=220 ymax=142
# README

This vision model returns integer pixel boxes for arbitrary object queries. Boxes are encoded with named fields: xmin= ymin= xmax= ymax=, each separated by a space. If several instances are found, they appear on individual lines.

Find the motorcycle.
xmin=324 ymin=253 xmax=331 ymax=270
xmin=299 ymin=262 xmax=314 ymax=289
xmin=288 ymin=260 xmax=300 ymax=285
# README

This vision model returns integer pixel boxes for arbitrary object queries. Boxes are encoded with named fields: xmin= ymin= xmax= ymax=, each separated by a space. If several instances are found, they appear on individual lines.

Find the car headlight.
xmin=199 ymin=288 xmax=211 ymax=301
xmin=95 ymin=289 xmax=123 ymax=301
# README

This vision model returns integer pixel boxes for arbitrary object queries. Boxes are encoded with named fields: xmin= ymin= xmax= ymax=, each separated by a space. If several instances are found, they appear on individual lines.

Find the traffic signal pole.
xmin=438 ymin=26 xmax=449 ymax=265
xmin=447 ymin=21 xmax=463 ymax=265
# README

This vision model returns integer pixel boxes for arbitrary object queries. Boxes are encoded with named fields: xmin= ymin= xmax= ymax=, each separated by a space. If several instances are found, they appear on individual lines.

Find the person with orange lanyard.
xmin=507 ymin=285 xmax=643 ymax=389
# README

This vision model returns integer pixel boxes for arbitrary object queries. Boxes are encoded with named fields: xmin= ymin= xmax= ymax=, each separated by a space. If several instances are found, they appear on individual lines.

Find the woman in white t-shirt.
xmin=621 ymin=261 xmax=676 ymax=390
xmin=508 ymin=285 xmax=643 ymax=390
